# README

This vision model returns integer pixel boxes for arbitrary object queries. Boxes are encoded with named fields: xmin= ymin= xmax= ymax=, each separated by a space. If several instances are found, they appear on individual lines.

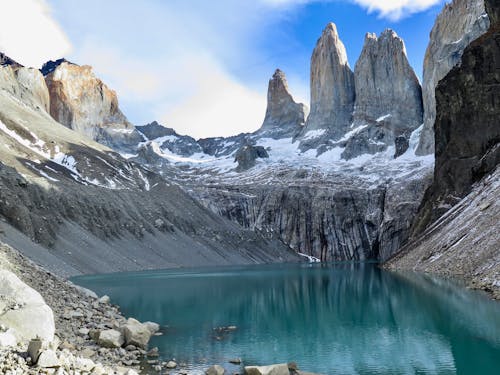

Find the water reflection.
xmin=73 ymin=263 xmax=500 ymax=374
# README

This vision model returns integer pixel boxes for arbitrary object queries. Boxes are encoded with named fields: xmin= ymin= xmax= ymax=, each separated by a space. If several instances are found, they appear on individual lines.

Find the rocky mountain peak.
xmin=416 ymin=0 xmax=490 ymax=155
xmin=302 ymin=22 xmax=355 ymax=144
xmin=0 ymin=52 xmax=23 ymax=68
xmin=259 ymin=69 xmax=307 ymax=138
xmin=44 ymin=61 xmax=143 ymax=152
xmin=338 ymin=29 xmax=423 ymax=159
xmin=40 ymin=58 xmax=73 ymax=76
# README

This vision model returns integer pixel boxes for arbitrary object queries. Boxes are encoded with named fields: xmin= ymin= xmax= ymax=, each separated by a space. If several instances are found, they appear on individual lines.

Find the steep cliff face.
xmin=302 ymin=23 xmax=355 ymax=146
xmin=44 ymin=60 xmax=143 ymax=152
xmin=345 ymin=30 xmax=423 ymax=159
xmin=258 ymin=69 xmax=307 ymax=138
xmin=387 ymin=0 xmax=500 ymax=297
xmin=416 ymin=0 xmax=489 ymax=155
xmin=0 ymin=65 xmax=50 ymax=112
xmin=413 ymin=0 xmax=500 ymax=232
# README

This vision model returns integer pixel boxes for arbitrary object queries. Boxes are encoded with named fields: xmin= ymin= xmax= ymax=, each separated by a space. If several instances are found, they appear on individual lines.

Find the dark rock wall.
xmin=412 ymin=0 xmax=500 ymax=234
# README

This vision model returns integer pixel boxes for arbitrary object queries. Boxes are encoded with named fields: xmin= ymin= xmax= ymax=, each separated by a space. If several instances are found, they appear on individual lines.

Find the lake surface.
xmin=72 ymin=263 xmax=500 ymax=375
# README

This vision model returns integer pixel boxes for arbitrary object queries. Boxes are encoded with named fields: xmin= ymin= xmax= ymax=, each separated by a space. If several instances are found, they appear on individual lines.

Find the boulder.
xmin=37 ymin=349 xmax=60 ymax=368
xmin=0 ymin=269 xmax=55 ymax=344
xmin=166 ymin=360 xmax=177 ymax=369
xmin=244 ymin=363 xmax=290 ymax=375
xmin=143 ymin=321 xmax=160 ymax=334
xmin=122 ymin=318 xmax=152 ymax=349
xmin=0 ymin=329 xmax=17 ymax=347
xmin=235 ymin=145 xmax=269 ymax=171
xmin=97 ymin=329 xmax=124 ymax=348
xmin=206 ymin=364 xmax=225 ymax=375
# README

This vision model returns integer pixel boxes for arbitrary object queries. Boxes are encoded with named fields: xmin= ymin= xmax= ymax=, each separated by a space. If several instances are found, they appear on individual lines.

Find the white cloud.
xmin=260 ymin=0 xmax=442 ymax=20
xmin=0 ymin=0 xmax=71 ymax=68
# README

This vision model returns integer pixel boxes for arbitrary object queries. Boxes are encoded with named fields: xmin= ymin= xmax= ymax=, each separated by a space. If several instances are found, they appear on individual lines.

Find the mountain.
xmin=386 ymin=0 xmax=500 ymax=297
xmin=42 ymin=59 xmax=144 ymax=153
xmin=0 ymin=59 xmax=298 ymax=276
xmin=416 ymin=0 xmax=490 ymax=155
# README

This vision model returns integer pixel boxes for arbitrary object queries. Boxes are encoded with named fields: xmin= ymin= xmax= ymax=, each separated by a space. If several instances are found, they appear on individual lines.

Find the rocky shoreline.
xmin=0 ymin=241 xmax=176 ymax=374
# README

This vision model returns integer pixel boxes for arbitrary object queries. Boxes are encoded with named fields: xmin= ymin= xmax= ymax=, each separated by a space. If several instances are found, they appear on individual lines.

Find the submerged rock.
xmin=206 ymin=364 xmax=225 ymax=375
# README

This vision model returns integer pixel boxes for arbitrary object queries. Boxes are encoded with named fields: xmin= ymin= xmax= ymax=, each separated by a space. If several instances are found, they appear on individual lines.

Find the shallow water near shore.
xmin=72 ymin=262 xmax=500 ymax=375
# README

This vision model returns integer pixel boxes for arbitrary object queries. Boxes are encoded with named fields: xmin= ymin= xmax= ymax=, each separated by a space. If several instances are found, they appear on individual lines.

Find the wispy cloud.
xmin=0 ymin=0 xmax=71 ymax=67
xmin=261 ymin=0 xmax=442 ymax=21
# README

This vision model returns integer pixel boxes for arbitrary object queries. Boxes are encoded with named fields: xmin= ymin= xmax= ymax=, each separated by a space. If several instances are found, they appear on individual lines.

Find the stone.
xmin=394 ymin=135 xmax=410 ymax=158
xmin=417 ymin=0 xmax=490 ymax=155
xmin=258 ymin=69 xmax=307 ymax=138
xmin=97 ymin=329 xmax=124 ymax=348
xmin=98 ymin=295 xmax=110 ymax=304
xmin=43 ymin=60 xmax=143 ymax=152
xmin=143 ymin=321 xmax=160 ymax=334
xmin=303 ymin=23 xmax=355 ymax=142
xmin=74 ymin=356 xmax=96 ymax=371
xmin=229 ymin=358 xmax=242 ymax=364
xmin=122 ymin=318 xmax=152 ymax=349
xmin=166 ymin=360 xmax=178 ymax=369
xmin=244 ymin=363 xmax=290 ymax=375
xmin=234 ymin=145 xmax=269 ymax=171
xmin=0 ymin=329 xmax=17 ymax=347
xmin=78 ymin=327 xmax=90 ymax=336
xmin=411 ymin=0 xmax=500 ymax=233
xmin=36 ymin=349 xmax=60 ymax=368
xmin=347 ymin=29 xmax=423 ymax=159
xmin=89 ymin=329 xmax=100 ymax=341
xmin=27 ymin=338 xmax=43 ymax=362
xmin=206 ymin=364 xmax=225 ymax=375
xmin=147 ymin=346 xmax=159 ymax=356
xmin=0 ymin=269 xmax=55 ymax=343
xmin=80 ymin=347 xmax=96 ymax=358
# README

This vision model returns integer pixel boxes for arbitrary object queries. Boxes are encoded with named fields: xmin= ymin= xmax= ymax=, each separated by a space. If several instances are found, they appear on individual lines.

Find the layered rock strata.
xmin=416 ymin=0 xmax=490 ymax=155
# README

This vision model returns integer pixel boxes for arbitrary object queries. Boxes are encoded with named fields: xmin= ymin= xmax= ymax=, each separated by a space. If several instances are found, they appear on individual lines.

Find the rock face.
xmin=0 ymin=269 xmax=55 ymax=343
xmin=0 ymin=63 xmax=50 ymax=112
xmin=412 ymin=0 xmax=500 ymax=232
xmin=43 ymin=60 xmax=143 ymax=152
xmin=0 ymin=52 xmax=22 ymax=68
xmin=234 ymin=145 xmax=269 ymax=171
xmin=346 ymin=29 xmax=423 ymax=159
xmin=416 ymin=0 xmax=489 ymax=155
xmin=258 ymin=69 xmax=307 ymax=138
xmin=303 ymin=23 xmax=355 ymax=141
xmin=387 ymin=0 xmax=500 ymax=298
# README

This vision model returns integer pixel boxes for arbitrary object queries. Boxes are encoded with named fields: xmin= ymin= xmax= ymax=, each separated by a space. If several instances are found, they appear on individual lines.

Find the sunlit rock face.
xmin=0 ymin=60 xmax=50 ymax=114
xmin=303 ymin=23 xmax=355 ymax=141
xmin=43 ymin=60 xmax=143 ymax=152
xmin=416 ymin=0 xmax=490 ymax=155
xmin=344 ymin=30 xmax=423 ymax=160
xmin=257 ymin=69 xmax=307 ymax=139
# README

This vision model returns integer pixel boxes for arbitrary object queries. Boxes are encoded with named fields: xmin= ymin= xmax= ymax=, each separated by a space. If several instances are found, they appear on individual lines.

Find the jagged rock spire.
xmin=259 ymin=69 xmax=307 ymax=138
xmin=353 ymin=29 xmax=423 ymax=132
xmin=304 ymin=22 xmax=355 ymax=139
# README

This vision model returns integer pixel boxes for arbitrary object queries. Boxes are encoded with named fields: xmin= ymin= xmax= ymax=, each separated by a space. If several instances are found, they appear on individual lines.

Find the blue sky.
xmin=0 ymin=0 xmax=446 ymax=138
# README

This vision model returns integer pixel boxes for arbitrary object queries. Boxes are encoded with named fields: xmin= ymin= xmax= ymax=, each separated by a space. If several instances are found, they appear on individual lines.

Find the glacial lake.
xmin=72 ymin=263 xmax=500 ymax=375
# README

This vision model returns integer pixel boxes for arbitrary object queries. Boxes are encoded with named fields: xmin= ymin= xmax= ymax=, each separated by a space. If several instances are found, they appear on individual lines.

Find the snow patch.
xmin=376 ymin=114 xmax=391 ymax=122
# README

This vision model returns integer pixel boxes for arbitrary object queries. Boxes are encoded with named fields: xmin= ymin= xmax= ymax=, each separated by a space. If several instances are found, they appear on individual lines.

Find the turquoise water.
xmin=72 ymin=263 xmax=500 ymax=375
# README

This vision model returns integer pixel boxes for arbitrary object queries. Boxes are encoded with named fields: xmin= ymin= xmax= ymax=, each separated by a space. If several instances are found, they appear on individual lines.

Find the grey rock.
xmin=234 ymin=145 xmax=269 ymax=171
xmin=122 ymin=318 xmax=152 ymax=349
xmin=301 ymin=23 xmax=355 ymax=147
xmin=244 ymin=363 xmax=290 ymax=375
xmin=143 ymin=321 xmax=160 ymax=334
xmin=97 ymin=329 xmax=124 ymax=348
xmin=0 ymin=269 xmax=55 ymax=343
xmin=206 ymin=364 xmax=225 ymax=375
xmin=416 ymin=0 xmax=489 ymax=155
xmin=166 ymin=360 xmax=177 ymax=369
xmin=27 ymin=338 xmax=43 ymax=362
xmin=394 ymin=136 xmax=410 ymax=158
xmin=98 ymin=295 xmax=110 ymax=304
xmin=36 ymin=349 xmax=60 ymax=368
xmin=346 ymin=29 xmax=422 ymax=159
xmin=257 ymin=69 xmax=307 ymax=139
